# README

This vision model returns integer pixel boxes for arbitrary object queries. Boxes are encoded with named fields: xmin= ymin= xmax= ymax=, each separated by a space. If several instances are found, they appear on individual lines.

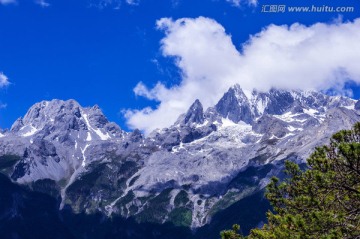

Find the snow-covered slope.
xmin=0 ymin=99 xmax=125 ymax=185
xmin=0 ymin=86 xmax=359 ymax=229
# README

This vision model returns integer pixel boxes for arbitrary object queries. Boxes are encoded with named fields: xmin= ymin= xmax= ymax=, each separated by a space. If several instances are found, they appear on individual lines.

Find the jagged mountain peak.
xmin=1 ymin=85 xmax=360 ymax=231
xmin=3 ymin=99 xmax=126 ymax=184
xmin=173 ymin=99 xmax=205 ymax=126
xmin=17 ymin=99 xmax=81 ymax=126
xmin=228 ymin=84 xmax=248 ymax=100
xmin=178 ymin=85 xmax=357 ymax=131
xmin=10 ymin=99 xmax=123 ymax=140
xmin=184 ymin=99 xmax=204 ymax=125
xmin=215 ymin=84 xmax=253 ymax=124
xmin=10 ymin=117 xmax=24 ymax=132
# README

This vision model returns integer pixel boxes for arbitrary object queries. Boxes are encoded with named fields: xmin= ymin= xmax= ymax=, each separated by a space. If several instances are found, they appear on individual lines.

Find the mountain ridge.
xmin=0 ymin=85 xmax=359 ymax=233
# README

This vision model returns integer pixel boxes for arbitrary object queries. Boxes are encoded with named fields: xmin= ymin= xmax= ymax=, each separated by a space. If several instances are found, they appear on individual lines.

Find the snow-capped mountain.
xmin=0 ymin=99 xmax=125 ymax=184
xmin=0 ymin=85 xmax=359 ymax=235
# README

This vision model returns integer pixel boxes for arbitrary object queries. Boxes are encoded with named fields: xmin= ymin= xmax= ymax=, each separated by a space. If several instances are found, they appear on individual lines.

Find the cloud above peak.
xmin=125 ymin=17 xmax=360 ymax=134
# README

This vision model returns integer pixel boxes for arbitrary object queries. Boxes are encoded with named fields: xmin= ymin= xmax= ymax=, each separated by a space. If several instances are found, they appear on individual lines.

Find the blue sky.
xmin=0 ymin=0 xmax=359 ymax=132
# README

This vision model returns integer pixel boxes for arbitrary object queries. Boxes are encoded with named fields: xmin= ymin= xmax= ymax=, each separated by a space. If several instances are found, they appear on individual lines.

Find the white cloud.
xmin=0 ymin=72 xmax=10 ymax=88
xmin=226 ymin=0 xmax=240 ymax=6
xmin=226 ymin=0 xmax=257 ymax=7
xmin=35 ymin=0 xmax=50 ymax=7
xmin=90 ymin=0 xmax=121 ymax=9
xmin=0 ymin=73 xmax=10 ymax=110
xmin=125 ymin=17 xmax=360 ymax=134
xmin=0 ymin=0 xmax=16 ymax=5
xmin=133 ymin=82 xmax=169 ymax=101
xmin=94 ymin=0 xmax=258 ymax=9
xmin=0 ymin=103 xmax=7 ymax=109
xmin=90 ymin=0 xmax=140 ymax=9
xmin=126 ymin=0 xmax=139 ymax=5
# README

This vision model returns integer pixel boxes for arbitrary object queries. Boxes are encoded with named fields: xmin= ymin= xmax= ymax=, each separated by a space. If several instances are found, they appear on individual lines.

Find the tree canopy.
xmin=221 ymin=122 xmax=360 ymax=239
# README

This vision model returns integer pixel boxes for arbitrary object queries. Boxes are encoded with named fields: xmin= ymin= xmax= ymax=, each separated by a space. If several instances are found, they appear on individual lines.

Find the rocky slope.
xmin=0 ymin=85 xmax=359 ymax=236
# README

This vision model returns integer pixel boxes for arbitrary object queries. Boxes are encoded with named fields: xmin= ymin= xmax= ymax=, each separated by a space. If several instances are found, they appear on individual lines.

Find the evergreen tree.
xmin=220 ymin=224 xmax=243 ymax=239
xmin=221 ymin=122 xmax=360 ymax=239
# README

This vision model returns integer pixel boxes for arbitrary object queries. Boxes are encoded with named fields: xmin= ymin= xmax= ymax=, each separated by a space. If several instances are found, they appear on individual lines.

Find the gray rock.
xmin=215 ymin=84 xmax=253 ymax=124
xmin=183 ymin=99 xmax=205 ymax=125
xmin=355 ymin=100 xmax=360 ymax=110
xmin=0 ymin=86 xmax=358 ymax=229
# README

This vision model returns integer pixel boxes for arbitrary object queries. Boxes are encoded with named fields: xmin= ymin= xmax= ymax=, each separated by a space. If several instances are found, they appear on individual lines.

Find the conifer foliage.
xmin=221 ymin=122 xmax=360 ymax=239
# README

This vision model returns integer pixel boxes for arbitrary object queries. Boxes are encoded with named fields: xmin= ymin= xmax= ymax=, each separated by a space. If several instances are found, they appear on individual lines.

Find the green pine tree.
xmin=221 ymin=122 xmax=360 ymax=239
xmin=220 ymin=224 xmax=243 ymax=239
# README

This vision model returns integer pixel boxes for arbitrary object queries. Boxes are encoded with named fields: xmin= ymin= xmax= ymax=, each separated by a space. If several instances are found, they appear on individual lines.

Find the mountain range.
xmin=1 ymin=84 xmax=360 ymax=238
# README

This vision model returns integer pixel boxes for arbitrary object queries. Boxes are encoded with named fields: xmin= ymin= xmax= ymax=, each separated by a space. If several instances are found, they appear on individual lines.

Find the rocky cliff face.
xmin=2 ymin=100 xmax=124 ymax=184
xmin=0 ymin=85 xmax=359 ymax=232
